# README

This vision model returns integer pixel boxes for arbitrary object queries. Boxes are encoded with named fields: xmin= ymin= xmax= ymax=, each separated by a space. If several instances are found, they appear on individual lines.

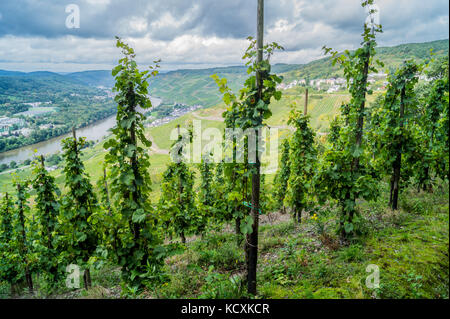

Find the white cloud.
xmin=84 ymin=0 xmax=111 ymax=6
xmin=0 ymin=0 xmax=447 ymax=72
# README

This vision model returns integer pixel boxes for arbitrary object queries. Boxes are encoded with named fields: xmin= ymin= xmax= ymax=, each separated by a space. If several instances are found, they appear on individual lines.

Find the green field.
xmin=0 ymin=89 xmax=385 ymax=197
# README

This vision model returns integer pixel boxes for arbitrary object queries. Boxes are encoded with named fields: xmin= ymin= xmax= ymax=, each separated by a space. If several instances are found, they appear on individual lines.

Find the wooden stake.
xmin=72 ymin=127 xmax=78 ymax=152
xmin=247 ymin=0 xmax=264 ymax=296
xmin=304 ymin=88 xmax=309 ymax=115
xmin=17 ymin=184 xmax=33 ymax=293
xmin=176 ymin=124 xmax=185 ymax=243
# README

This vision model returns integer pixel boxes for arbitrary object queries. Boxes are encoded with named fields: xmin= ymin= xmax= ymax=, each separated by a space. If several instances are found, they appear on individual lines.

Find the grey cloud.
xmin=0 ymin=0 xmax=447 ymax=72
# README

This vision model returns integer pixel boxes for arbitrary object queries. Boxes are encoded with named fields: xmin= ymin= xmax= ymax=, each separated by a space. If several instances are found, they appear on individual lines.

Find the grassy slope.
xmin=0 ymin=40 xmax=448 ymax=299
xmin=149 ymin=40 xmax=448 ymax=106
xmin=151 ymin=182 xmax=448 ymax=299
xmin=23 ymin=180 xmax=446 ymax=299
xmin=0 ymin=89 xmax=386 ymax=197
xmin=149 ymin=64 xmax=301 ymax=108
xmin=282 ymin=39 xmax=449 ymax=83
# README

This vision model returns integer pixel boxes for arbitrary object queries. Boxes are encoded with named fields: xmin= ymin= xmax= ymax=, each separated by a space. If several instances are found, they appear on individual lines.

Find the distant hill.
xmin=148 ymin=64 xmax=302 ymax=106
xmin=0 ymin=70 xmax=28 ymax=77
xmin=66 ymin=70 xmax=115 ymax=88
xmin=0 ymin=39 xmax=447 ymax=107
xmin=281 ymin=39 xmax=449 ymax=83
xmin=0 ymin=71 xmax=99 ymax=103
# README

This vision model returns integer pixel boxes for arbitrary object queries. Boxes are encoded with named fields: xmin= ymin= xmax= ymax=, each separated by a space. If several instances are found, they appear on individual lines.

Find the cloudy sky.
xmin=0 ymin=0 xmax=448 ymax=72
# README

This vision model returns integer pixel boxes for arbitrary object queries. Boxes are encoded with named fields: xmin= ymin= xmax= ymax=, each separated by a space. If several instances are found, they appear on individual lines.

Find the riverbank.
xmin=0 ymin=97 xmax=163 ymax=165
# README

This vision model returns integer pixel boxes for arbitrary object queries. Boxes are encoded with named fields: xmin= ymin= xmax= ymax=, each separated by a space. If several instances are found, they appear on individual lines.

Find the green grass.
xmin=1 ymin=136 xmax=448 ymax=299
xmin=148 ymin=113 xmax=225 ymax=151
xmin=146 ymin=181 xmax=448 ymax=299
xmin=0 ymin=88 xmax=387 ymax=199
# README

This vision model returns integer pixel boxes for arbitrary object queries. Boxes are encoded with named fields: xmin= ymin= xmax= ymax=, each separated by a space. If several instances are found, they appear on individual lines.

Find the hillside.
xmin=0 ymin=71 xmax=101 ymax=105
xmin=0 ymin=37 xmax=448 ymax=301
xmin=9 ymin=39 xmax=442 ymax=108
xmin=66 ymin=70 xmax=115 ymax=88
xmin=281 ymin=39 xmax=449 ymax=83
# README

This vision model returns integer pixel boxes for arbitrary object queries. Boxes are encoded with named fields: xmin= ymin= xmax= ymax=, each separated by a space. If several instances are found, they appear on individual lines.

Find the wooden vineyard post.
xmin=177 ymin=124 xmax=186 ymax=244
xmin=247 ymin=0 xmax=264 ymax=296
xmin=391 ymin=86 xmax=406 ymax=210
xmin=16 ymin=183 xmax=33 ymax=293
xmin=304 ymin=88 xmax=309 ymax=115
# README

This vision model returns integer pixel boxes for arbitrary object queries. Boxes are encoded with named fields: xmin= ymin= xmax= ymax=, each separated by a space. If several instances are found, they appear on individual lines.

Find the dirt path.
xmin=146 ymin=133 xmax=169 ymax=155
xmin=268 ymin=125 xmax=295 ymax=131
xmin=191 ymin=112 xmax=224 ymax=122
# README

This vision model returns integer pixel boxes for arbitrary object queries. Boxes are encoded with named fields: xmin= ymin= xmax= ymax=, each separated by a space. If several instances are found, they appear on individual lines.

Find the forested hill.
xmin=146 ymin=39 xmax=449 ymax=107
xmin=80 ymin=39 xmax=449 ymax=107
xmin=0 ymin=39 xmax=447 ymax=108
xmin=66 ymin=70 xmax=115 ymax=88
xmin=0 ymin=71 xmax=102 ymax=104
xmin=281 ymin=39 xmax=450 ymax=83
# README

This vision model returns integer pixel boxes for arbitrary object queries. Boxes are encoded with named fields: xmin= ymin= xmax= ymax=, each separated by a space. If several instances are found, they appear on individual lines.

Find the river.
xmin=0 ymin=97 xmax=162 ymax=165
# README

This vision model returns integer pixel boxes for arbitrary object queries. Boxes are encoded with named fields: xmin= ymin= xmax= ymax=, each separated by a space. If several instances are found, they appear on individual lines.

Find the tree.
xmin=60 ymin=128 xmax=98 ymax=289
xmin=159 ymin=125 xmax=196 ymax=244
xmin=273 ymin=139 xmax=290 ymax=214
xmin=95 ymin=166 xmax=120 ymax=263
xmin=0 ymin=193 xmax=20 ymax=295
xmin=369 ymin=60 xmax=421 ymax=210
xmin=286 ymin=108 xmax=317 ymax=223
xmin=317 ymin=0 xmax=382 ymax=237
xmin=210 ymin=77 xmax=250 ymax=246
xmin=14 ymin=181 xmax=34 ymax=293
xmin=414 ymin=55 xmax=449 ymax=187
xmin=196 ymin=154 xmax=215 ymax=236
xmin=211 ymin=161 xmax=227 ymax=222
xmin=213 ymin=19 xmax=283 ymax=294
xmin=103 ymin=38 xmax=162 ymax=289
xmin=32 ymin=156 xmax=61 ymax=284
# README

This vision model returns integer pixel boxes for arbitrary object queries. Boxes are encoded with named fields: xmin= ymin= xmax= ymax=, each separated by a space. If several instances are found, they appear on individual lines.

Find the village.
xmin=277 ymin=72 xmax=389 ymax=93
xmin=146 ymin=102 xmax=202 ymax=128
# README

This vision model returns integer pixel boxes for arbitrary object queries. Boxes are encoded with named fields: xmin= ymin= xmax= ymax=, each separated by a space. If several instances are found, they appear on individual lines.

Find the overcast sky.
xmin=0 ymin=0 xmax=448 ymax=72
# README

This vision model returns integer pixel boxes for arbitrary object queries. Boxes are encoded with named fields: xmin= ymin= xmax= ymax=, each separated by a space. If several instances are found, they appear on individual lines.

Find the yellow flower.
xmin=311 ymin=214 xmax=318 ymax=221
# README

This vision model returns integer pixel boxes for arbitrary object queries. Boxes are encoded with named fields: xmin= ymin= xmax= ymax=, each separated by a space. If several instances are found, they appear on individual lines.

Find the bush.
xmin=199 ymin=267 xmax=246 ymax=299
xmin=194 ymin=241 xmax=244 ymax=271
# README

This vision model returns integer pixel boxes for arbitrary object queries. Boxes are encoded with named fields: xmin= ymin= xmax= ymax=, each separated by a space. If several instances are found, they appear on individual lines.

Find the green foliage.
xmin=316 ymin=5 xmax=382 ymax=236
xmin=273 ymin=139 xmax=290 ymax=211
xmin=212 ymin=38 xmax=284 ymax=236
xmin=94 ymin=166 xmax=121 ymax=264
xmin=159 ymin=129 xmax=197 ymax=243
xmin=286 ymin=108 xmax=317 ymax=222
xmin=104 ymin=38 xmax=162 ymax=289
xmin=193 ymin=239 xmax=244 ymax=271
xmin=199 ymin=267 xmax=245 ymax=299
xmin=211 ymin=74 xmax=249 ymax=230
xmin=60 ymin=133 xmax=98 ymax=268
xmin=0 ymin=193 xmax=19 ymax=285
xmin=31 ymin=157 xmax=61 ymax=282
xmin=196 ymin=155 xmax=215 ymax=234
xmin=368 ymin=60 xmax=421 ymax=208
xmin=211 ymin=162 xmax=228 ymax=221
xmin=13 ymin=180 xmax=35 ymax=291
xmin=413 ymin=55 xmax=449 ymax=186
